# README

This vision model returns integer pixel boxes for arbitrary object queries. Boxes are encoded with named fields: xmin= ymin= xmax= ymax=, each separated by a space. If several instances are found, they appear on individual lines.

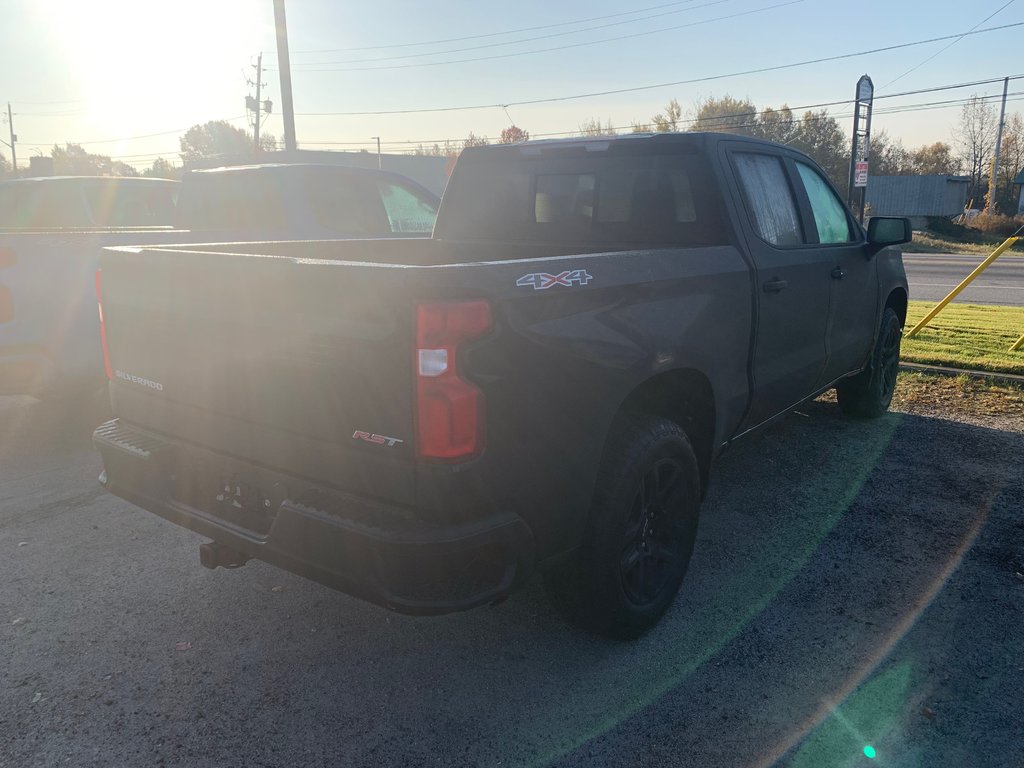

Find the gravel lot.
xmin=1 ymin=381 xmax=1022 ymax=768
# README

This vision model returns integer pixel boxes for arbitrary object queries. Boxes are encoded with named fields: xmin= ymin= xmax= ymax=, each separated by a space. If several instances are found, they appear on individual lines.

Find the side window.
xmin=796 ymin=163 xmax=855 ymax=244
xmin=310 ymin=177 xmax=378 ymax=235
xmin=376 ymin=181 xmax=438 ymax=233
xmin=734 ymin=153 xmax=803 ymax=247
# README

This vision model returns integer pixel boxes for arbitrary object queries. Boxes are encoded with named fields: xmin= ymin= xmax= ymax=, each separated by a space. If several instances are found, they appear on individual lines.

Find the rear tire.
xmin=545 ymin=416 xmax=701 ymax=640
xmin=836 ymin=307 xmax=902 ymax=418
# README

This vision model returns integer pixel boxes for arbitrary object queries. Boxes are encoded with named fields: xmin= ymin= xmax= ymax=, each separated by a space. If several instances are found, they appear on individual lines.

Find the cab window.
xmin=733 ymin=153 xmax=803 ymax=247
xmin=796 ymin=162 xmax=856 ymax=244
xmin=376 ymin=181 xmax=438 ymax=234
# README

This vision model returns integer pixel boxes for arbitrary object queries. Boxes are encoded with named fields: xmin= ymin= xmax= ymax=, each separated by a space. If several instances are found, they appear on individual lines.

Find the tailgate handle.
xmin=831 ymin=267 xmax=847 ymax=280
xmin=762 ymin=278 xmax=788 ymax=294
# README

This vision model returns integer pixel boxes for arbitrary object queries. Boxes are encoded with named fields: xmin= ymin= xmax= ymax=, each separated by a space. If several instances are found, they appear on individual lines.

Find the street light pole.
xmin=372 ymin=136 xmax=381 ymax=169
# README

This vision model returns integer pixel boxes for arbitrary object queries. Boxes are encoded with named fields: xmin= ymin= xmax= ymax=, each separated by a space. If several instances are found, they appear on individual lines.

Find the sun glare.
xmin=35 ymin=0 xmax=263 ymax=145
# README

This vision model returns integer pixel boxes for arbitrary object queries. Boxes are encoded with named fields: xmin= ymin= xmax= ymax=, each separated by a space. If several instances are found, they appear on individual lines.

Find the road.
xmin=1 ymin=395 xmax=1022 ymax=768
xmin=903 ymin=252 xmax=1024 ymax=306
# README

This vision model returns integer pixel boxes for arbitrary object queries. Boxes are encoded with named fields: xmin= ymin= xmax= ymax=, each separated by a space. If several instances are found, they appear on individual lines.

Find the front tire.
xmin=545 ymin=416 xmax=701 ymax=640
xmin=836 ymin=307 xmax=902 ymax=418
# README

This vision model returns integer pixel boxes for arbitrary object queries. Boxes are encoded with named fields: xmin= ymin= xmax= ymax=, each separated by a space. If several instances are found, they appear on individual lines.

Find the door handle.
xmin=762 ymin=278 xmax=788 ymax=293
xmin=831 ymin=267 xmax=847 ymax=280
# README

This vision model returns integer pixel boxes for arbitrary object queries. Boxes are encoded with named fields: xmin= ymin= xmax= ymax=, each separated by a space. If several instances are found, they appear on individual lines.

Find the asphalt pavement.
xmin=903 ymin=252 xmax=1024 ymax=306
xmin=1 ymin=393 xmax=1022 ymax=767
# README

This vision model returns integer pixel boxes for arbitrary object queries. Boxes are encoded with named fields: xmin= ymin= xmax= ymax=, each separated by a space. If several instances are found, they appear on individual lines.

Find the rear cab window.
xmin=732 ymin=153 xmax=804 ymax=247
xmin=438 ymin=145 xmax=729 ymax=247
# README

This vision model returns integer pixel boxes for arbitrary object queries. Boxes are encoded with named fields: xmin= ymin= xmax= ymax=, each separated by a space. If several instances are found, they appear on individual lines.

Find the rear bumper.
xmin=93 ymin=419 xmax=535 ymax=615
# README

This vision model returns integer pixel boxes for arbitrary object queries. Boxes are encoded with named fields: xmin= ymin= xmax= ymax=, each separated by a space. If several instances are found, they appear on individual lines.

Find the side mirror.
xmin=866 ymin=216 xmax=912 ymax=255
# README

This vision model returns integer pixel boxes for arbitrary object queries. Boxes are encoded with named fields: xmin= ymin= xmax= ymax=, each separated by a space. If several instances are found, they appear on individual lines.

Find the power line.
xmin=17 ymin=116 xmax=248 ymax=148
xmin=880 ymin=0 xmax=1019 ymax=90
xmin=299 ymin=87 xmax=1024 ymax=150
xmin=289 ymin=0 xmax=717 ymax=54
xmin=290 ymin=0 xmax=733 ymax=67
xmin=294 ymin=21 xmax=1024 ymax=115
xmin=283 ymin=1 xmax=800 ymax=73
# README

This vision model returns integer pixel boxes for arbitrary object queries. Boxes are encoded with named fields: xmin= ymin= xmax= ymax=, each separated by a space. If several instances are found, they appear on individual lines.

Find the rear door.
xmin=725 ymin=145 xmax=831 ymax=429
xmin=791 ymin=161 xmax=878 ymax=385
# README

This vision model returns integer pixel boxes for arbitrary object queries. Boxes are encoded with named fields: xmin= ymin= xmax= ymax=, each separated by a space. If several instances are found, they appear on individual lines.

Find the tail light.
xmin=415 ymin=300 xmax=492 ymax=461
xmin=95 ymin=269 xmax=113 ymax=380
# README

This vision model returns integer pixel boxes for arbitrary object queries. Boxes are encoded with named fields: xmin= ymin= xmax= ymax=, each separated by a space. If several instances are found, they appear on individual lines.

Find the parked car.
xmin=92 ymin=133 xmax=911 ymax=638
xmin=0 ymin=176 xmax=178 ymax=229
xmin=0 ymin=165 xmax=439 ymax=398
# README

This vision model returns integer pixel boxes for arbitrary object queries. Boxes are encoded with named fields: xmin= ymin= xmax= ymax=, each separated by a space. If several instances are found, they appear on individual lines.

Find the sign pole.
xmin=847 ymin=75 xmax=874 ymax=224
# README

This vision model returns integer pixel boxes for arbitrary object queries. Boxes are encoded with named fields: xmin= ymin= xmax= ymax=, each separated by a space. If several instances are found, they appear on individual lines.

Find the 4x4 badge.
xmin=516 ymin=269 xmax=593 ymax=290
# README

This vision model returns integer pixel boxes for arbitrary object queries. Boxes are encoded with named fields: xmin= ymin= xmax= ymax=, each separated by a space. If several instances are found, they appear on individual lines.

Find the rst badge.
xmin=352 ymin=431 xmax=404 ymax=448
xmin=516 ymin=269 xmax=593 ymax=290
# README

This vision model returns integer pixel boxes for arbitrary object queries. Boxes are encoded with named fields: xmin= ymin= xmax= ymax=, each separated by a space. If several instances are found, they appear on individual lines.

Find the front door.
xmin=791 ymin=161 xmax=879 ymax=385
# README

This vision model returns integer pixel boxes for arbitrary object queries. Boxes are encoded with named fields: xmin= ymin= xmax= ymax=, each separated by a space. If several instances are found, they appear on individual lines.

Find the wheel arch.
xmin=611 ymin=368 xmax=716 ymax=498
xmin=885 ymin=286 xmax=908 ymax=327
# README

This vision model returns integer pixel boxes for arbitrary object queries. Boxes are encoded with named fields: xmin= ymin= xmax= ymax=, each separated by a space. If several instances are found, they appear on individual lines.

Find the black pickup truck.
xmin=93 ymin=133 xmax=910 ymax=638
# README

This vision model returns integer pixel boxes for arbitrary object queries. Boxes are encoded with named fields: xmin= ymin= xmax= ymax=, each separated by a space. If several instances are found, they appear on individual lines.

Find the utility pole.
xmin=6 ymin=103 xmax=16 ymax=179
xmin=273 ymin=0 xmax=297 ymax=152
xmin=372 ymin=136 xmax=381 ymax=169
xmin=254 ymin=52 xmax=263 ymax=152
xmin=987 ymin=76 xmax=1009 ymax=215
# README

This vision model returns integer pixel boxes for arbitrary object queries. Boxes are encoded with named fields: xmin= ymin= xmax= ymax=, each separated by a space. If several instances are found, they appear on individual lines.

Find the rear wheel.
xmin=545 ymin=416 xmax=700 ymax=639
xmin=836 ymin=307 xmax=902 ymax=418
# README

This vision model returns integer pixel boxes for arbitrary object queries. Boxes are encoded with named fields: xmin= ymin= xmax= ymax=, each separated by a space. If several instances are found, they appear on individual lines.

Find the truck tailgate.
xmin=99 ymin=245 xmax=417 ymax=506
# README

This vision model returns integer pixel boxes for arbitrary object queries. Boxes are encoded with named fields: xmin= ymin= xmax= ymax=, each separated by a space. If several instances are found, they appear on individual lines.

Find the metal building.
xmin=865 ymin=175 xmax=970 ymax=225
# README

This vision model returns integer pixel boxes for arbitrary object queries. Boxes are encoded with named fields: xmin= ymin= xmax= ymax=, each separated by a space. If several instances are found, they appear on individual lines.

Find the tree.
xmin=49 ymin=143 xmax=134 ymax=176
xmin=753 ymin=105 xmax=797 ymax=145
xmin=651 ymin=99 xmax=683 ymax=133
xmin=907 ymin=142 xmax=959 ymax=175
xmin=499 ymin=125 xmax=529 ymax=144
xmin=952 ymin=95 xmax=999 ymax=203
xmin=463 ymin=132 xmax=489 ymax=149
xmin=414 ymin=140 xmax=459 ymax=158
xmin=990 ymin=113 xmax=1024 ymax=213
xmin=179 ymin=120 xmax=254 ymax=164
xmin=791 ymin=110 xmax=849 ymax=187
xmin=142 ymin=157 xmax=181 ymax=179
xmin=579 ymin=118 xmax=617 ymax=136
xmin=0 ymin=151 xmax=10 ymax=177
xmin=866 ymin=129 xmax=911 ymax=176
xmin=691 ymin=95 xmax=758 ymax=136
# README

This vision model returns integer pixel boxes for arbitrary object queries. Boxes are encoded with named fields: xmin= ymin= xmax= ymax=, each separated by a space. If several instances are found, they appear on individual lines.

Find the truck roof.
xmin=462 ymin=131 xmax=798 ymax=155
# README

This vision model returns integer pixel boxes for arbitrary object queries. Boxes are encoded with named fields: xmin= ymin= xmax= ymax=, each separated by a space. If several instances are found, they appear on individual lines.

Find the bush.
xmin=966 ymin=213 xmax=1024 ymax=237
xmin=925 ymin=216 xmax=968 ymax=237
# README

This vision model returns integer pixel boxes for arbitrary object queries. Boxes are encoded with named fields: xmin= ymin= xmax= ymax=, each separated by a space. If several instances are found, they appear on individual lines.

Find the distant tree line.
xmin=6 ymin=98 xmax=1022 ymax=214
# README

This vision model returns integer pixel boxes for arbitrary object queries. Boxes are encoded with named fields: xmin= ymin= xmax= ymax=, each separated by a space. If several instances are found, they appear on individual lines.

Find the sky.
xmin=1 ymin=0 xmax=1023 ymax=172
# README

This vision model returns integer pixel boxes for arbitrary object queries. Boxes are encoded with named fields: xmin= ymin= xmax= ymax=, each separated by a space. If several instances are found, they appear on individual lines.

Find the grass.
xmin=904 ymin=231 xmax=1024 ymax=256
xmin=891 ymin=372 xmax=1024 ymax=429
xmin=901 ymin=300 xmax=1024 ymax=375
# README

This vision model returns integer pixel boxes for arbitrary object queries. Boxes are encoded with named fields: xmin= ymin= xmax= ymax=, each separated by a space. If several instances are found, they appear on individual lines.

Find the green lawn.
xmin=902 ymin=301 xmax=1024 ymax=375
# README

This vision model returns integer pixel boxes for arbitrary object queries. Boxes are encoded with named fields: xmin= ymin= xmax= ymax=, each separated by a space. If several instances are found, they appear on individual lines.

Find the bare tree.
xmin=578 ymin=118 xmax=617 ymax=136
xmin=651 ymin=99 xmax=683 ymax=133
xmin=952 ymin=95 xmax=999 ymax=204
xmin=991 ymin=112 xmax=1024 ymax=213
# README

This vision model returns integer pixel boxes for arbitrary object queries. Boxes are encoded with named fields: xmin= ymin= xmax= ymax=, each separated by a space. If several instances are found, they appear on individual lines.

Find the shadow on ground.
xmin=1 ymin=397 xmax=1021 ymax=768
